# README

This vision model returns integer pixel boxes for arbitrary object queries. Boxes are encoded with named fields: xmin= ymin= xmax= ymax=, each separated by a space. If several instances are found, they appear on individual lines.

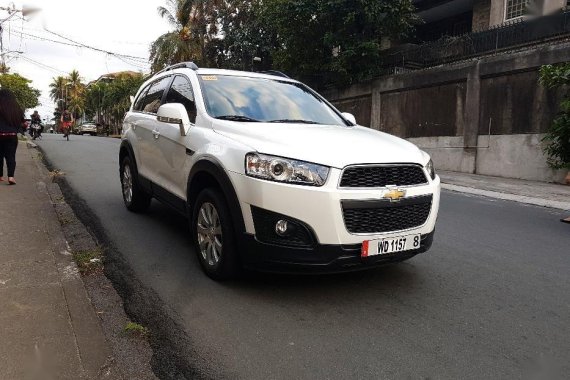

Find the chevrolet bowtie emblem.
xmin=383 ymin=188 xmax=406 ymax=202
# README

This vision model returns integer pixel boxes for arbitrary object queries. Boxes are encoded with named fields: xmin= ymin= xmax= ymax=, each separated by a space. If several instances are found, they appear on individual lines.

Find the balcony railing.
xmin=383 ymin=9 xmax=570 ymax=74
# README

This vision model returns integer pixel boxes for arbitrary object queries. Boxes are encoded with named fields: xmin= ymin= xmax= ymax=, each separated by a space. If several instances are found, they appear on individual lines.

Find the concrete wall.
xmin=475 ymin=134 xmax=565 ymax=182
xmin=408 ymin=134 xmax=566 ymax=182
xmin=322 ymin=41 xmax=570 ymax=183
xmin=489 ymin=0 xmax=507 ymax=26
xmin=544 ymin=0 xmax=567 ymax=15
xmin=488 ymin=0 xmax=567 ymax=26
xmin=473 ymin=0 xmax=492 ymax=31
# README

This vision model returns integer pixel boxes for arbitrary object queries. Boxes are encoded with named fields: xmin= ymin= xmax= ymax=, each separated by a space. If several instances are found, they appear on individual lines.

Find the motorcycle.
xmin=31 ymin=122 xmax=43 ymax=140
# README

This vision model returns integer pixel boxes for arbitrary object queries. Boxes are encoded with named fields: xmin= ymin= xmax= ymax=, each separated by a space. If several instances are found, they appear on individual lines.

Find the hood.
xmin=212 ymin=121 xmax=426 ymax=169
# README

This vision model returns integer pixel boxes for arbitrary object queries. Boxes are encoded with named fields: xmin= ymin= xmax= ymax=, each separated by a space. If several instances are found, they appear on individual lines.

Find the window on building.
xmin=505 ymin=0 xmax=529 ymax=20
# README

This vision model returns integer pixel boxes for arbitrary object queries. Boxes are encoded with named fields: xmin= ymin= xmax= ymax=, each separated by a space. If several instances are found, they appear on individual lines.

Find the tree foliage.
xmin=0 ymin=73 xmax=41 ymax=110
xmin=150 ymin=0 xmax=224 ymax=72
xmin=49 ymin=70 xmax=86 ymax=121
xmin=209 ymin=0 xmax=276 ymax=71
xmin=149 ymin=0 xmax=418 ymax=86
xmin=540 ymin=63 xmax=570 ymax=170
xmin=262 ymin=0 xmax=417 ymax=85
xmin=85 ymin=72 xmax=145 ymax=131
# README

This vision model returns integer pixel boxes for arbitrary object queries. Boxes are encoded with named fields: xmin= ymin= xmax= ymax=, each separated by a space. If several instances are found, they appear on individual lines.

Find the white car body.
xmin=120 ymin=63 xmax=440 ymax=278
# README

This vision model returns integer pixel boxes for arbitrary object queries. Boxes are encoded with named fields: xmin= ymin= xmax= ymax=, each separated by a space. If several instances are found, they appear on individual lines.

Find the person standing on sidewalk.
xmin=0 ymin=89 xmax=24 ymax=185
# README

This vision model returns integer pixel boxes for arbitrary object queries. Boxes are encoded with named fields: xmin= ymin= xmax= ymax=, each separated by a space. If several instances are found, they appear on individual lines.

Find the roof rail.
xmin=155 ymin=62 xmax=199 ymax=76
xmin=258 ymin=70 xmax=290 ymax=79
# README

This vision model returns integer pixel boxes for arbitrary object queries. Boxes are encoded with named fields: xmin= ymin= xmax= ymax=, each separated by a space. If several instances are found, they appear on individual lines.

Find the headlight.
xmin=425 ymin=159 xmax=436 ymax=180
xmin=245 ymin=153 xmax=330 ymax=186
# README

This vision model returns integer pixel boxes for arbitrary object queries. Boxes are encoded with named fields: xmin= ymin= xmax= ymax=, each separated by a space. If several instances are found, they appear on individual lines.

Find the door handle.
xmin=152 ymin=129 xmax=160 ymax=139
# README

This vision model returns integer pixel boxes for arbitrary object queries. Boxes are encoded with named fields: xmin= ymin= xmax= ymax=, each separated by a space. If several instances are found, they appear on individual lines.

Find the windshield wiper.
xmin=268 ymin=119 xmax=320 ymax=124
xmin=215 ymin=115 xmax=259 ymax=122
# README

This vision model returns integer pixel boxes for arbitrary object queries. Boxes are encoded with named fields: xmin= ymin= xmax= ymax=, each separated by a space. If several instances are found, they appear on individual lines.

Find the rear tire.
xmin=192 ymin=188 xmax=240 ymax=280
xmin=120 ymin=156 xmax=151 ymax=212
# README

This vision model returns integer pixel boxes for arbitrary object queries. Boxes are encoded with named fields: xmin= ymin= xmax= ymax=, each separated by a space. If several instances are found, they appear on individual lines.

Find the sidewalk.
xmin=439 ymin=170 xmax=570 ymax=211
xmin=0 ymin=141 xmax=115 ymax=379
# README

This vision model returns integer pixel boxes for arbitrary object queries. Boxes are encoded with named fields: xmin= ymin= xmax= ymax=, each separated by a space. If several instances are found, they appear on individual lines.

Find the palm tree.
xmin=49 ymin=76 xmax=68 ymax=103
xmin=66 ymin=70 xmax=86 ymax=120
xmin=150 ymin=0 xmax=196 ymax=72
xmin=150 ymin=0 xmax=225 ymax=72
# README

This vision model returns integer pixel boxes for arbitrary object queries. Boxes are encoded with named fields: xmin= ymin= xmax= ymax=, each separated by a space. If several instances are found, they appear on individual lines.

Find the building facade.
xmin=414 ymin=0 xmax=568 ymax=41
xmin=323 ymin=0 xmax=570 ymax=183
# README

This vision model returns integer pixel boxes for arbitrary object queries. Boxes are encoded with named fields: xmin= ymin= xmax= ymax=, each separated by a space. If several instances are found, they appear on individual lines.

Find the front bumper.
xmin=228 ymin=169 xmax=440 ymax=245
xmin=228 ymin=167 xmax=440 ymax=272
xmin=240 ymin=230 xmax=435 ymax=274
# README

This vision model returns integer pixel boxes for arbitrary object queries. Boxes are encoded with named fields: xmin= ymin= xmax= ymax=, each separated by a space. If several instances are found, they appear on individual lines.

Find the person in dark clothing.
xmin=30 ymin=110 xmax=43 ymax=139
xmin=0 ymin=89 xmax=24 ymax=185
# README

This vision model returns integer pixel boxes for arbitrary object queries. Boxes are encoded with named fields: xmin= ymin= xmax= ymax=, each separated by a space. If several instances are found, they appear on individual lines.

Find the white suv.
xmin=119 ymin=62 xmax=440 ymax=280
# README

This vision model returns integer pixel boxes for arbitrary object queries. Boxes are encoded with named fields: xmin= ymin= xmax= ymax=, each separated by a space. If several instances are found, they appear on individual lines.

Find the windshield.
xmin=199 ymin=74 xmax=348 ymax=125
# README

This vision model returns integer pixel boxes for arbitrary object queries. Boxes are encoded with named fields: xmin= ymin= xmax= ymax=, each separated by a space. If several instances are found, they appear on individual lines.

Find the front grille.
xmin=342 ymin=195 xmax=432 ymax=233
xmin=340 ymin=165 xmax=427 ymax=188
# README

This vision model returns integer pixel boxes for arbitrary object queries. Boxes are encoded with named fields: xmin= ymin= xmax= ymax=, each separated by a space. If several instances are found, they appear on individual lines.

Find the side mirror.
xmin=341 ymin=112 xmax=356 ymax=125
xmin=156 ymin=103 xmax=191 ymax=136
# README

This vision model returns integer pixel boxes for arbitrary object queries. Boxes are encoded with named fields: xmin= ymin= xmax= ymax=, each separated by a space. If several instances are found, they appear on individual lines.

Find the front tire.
xmin=120 ymin=156 xmax=151 ymax=212
xmin=192 ymin=188 xmax=240 ymax=280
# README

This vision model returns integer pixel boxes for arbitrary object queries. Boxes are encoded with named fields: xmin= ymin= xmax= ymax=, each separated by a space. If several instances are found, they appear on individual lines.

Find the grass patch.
xmin=49 ymin=169 xmax=65 ymax=178
xmin=60 ymin=216 xmax=72 ymax=225
xmin=123 ymin=322 xmax=149 ymax=338
xmin=72 ymin=248 xmax=103 ymax=274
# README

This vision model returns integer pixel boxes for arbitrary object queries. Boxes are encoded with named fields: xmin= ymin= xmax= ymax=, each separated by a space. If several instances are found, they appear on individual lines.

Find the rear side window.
xmin=137 ymin=76 xmax=172 ymax=114
xmin=133 ymin=85 xmax=151 ymax=111
xmin=163 ymin=76 xmax=197 ymax=123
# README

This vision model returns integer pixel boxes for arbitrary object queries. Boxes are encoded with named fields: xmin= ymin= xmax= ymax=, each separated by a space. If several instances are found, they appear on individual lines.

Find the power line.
xmin=8 ymin=24 xmax=151 ymax=63
xmin=19 ymin=55 xmax=68 ymax=74
xmin=43 ymin=28 xmax=149 ymax=62
xmin=8 ymin=28 xmax=84 ymax=48
xmin=7 ymin=22 xmax=150 ymax=47
xmin=8 ymin=29 xmax=151 ymax=70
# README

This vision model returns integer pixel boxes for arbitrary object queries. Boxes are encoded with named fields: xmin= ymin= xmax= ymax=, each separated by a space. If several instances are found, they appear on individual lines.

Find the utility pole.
xmin=0 ymin=4 xmax=40 ymax=66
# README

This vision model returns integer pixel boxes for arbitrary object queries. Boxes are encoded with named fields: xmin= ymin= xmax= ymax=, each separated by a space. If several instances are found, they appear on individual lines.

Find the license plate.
xmin=362 ymin=234 xmax=421 ymax=257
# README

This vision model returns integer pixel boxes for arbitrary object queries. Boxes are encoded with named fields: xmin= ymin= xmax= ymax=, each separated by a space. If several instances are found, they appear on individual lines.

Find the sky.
xmin=2 ymin=0 xmax=172 ymax=119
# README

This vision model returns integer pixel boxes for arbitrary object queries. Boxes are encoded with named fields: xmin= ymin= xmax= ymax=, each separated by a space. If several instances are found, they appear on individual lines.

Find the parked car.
xmin=76 ymin=122 xmax=98 ymax=136
xmin=119 ymin=62 xmax=440 ymax=280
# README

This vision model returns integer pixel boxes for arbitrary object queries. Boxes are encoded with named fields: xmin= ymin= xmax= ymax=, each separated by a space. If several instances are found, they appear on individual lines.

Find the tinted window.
xmin=133 ymin=85 xmax=151 ymax=111
xmin=199 ymin=75 xmax=347 ymax=126
xmin=164 ymin=76 xmax=197 ymax=123
xmin=138 ymin=76 xmax=171 ymax=114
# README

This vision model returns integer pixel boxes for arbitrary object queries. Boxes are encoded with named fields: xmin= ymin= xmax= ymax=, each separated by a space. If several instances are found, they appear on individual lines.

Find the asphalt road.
xmin=36 ymin=134 xmax=570 ymax=379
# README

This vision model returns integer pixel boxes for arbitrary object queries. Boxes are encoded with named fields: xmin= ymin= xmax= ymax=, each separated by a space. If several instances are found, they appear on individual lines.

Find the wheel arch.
xmin=119 ymin=140 xmax=141 ymax=178
xmin=119 ymin=140 xmax=134 ymax=165
xmin=187 ymin=159 xmax=246 ymax=237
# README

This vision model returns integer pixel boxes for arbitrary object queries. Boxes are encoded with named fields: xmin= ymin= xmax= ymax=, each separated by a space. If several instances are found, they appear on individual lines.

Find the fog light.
xmin=275 ymin=220 xmax=289 ymax=236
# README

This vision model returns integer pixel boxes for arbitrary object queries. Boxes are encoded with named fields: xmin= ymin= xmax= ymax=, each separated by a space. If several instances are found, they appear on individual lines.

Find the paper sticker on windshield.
xmin=201 ymin=75 xmax=218 ymax=81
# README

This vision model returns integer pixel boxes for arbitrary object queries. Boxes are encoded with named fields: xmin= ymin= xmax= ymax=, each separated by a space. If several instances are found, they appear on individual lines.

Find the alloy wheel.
xmin=196 ymin=202 xmax=223 ymax=267
xmin=122 ymin=164 xmax=133 ymax=204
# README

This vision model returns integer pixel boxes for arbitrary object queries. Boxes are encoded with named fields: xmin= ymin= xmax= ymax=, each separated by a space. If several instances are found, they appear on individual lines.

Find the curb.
xmin=25 ymin=143 xmax=118 ymax=378
xmin=31 ymin=141 xmax=157 ymax=379
xmin=442 ymin=183 xmax=570 ymax=211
